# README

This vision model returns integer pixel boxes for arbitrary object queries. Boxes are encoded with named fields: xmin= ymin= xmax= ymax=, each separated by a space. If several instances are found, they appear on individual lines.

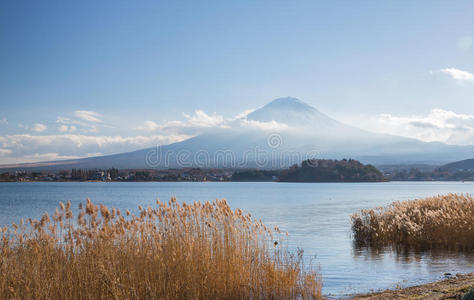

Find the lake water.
xmin=0 ymin=181 xmax=473 ymax=297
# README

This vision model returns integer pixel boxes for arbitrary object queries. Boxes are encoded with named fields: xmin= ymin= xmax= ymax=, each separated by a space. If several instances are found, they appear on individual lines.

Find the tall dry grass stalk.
xmin=0 ymin=198 xmax=321 ymax=299
xmin=351 ymin=193 xmax=474 ymax=251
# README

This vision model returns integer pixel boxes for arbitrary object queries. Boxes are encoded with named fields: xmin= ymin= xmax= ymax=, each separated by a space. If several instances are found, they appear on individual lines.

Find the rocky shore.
xmin=351 ymin=273 xmax=473 ymax=299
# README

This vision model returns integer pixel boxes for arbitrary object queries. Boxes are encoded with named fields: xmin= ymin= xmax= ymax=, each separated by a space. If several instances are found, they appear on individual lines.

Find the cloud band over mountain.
xmin=1 ymin=97 xmax=474 ymax=165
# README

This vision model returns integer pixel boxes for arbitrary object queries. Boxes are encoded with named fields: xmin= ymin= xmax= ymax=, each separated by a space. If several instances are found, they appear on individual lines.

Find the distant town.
xmin=1 ymin=158 xmax=474 ymax=183
xmin=0 ymin=168 xmax=234 ymax=182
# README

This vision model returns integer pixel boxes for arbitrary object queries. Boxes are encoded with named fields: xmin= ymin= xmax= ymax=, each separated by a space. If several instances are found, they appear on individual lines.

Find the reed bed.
xmin=0 ymin=198 xmax=321 ymax=300
xmin=351 ymin=193 xmax=474 ymax=251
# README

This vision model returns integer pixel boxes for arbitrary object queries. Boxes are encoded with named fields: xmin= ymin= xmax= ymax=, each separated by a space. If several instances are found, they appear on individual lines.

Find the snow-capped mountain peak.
xmin=246 ymin=97 xmax=343 ymax=129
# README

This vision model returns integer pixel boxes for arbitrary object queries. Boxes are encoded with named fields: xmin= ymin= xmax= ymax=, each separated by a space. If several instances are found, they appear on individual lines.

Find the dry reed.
xmin=0 ymin=198 xmax=321 ymax=299
xmin=351 ymin=193 xmax=474 ymax=251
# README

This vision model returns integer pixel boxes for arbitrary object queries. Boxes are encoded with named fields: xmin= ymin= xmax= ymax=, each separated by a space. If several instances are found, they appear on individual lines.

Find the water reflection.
xmin=354 ymin=243 xmax=473 ymax=262
xmin=353 ymin=244 xmax=474 ymax=274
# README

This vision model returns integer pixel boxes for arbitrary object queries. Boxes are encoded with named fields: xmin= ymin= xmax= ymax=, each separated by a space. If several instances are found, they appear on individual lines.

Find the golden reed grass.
xmin=0 ymin=198 xmax=321 ymax=299
xmin=351 ymin=193 xmax=474 ymax=251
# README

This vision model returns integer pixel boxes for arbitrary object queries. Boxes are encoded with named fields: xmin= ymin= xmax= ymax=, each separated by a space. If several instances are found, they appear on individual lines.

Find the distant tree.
xmin=231 ymin=170 xmax=279 ymax=182
xmin=279 ymin=159 xmax=386 ymax=182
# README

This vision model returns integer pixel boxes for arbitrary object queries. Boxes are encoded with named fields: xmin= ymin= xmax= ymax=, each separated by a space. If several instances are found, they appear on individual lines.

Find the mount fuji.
xmin=2 ymin=97 xmax=474 ymax=170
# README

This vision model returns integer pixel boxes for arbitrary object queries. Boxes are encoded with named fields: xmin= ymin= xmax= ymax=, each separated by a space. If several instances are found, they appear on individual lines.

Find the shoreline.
xmin=1 ymin=180 xmax=473 ymax=183
xmin=351 ymin=273 xmax=473 ymax=299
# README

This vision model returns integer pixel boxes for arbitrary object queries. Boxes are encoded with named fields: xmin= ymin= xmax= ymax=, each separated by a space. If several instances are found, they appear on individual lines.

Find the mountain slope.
xmin=441 ymin=158 xmax=474 ymax=171
xmin=2 ymin=97 xmax=474 ymax=171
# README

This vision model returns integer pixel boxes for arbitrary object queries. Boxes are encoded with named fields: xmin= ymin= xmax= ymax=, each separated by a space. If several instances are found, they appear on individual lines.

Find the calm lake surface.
xmin=0 ymin=181 xmax=473 ymax=297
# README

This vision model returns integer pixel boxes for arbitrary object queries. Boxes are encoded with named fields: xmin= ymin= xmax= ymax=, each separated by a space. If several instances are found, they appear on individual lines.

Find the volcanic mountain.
xmin=2 ymin=97 xmax=473 ymax=170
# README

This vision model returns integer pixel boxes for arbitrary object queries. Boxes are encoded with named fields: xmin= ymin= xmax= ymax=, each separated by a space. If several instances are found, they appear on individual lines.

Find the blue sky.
xmin=1 ymin=0 xmax=474 ymax=163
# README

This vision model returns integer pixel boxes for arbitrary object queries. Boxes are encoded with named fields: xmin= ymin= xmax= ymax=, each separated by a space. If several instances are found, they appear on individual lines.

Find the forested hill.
xmin=441 ymin=158 xmax=474 ymax=171
xmin=278 ymin=159 xmax=386 ymax=182
xmin=231 ymin=159 xmax=386 ymax=182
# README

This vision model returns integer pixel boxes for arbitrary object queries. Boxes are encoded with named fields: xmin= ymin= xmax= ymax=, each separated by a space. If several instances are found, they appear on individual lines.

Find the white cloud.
xmin=373 ymin=109 xmax=474 ymax=145
xmin=135 ymin=109 xmax=287 ymax=135
xmin=182 ymin=110 xmax=225 ymax=127
xmin=58 ymin=125 xmax=77 ymax=133
xmin=74 ymin=110 xmax=103 ymax=123
xmin=31 ymin=123 xmax=47 ymax=133
xmin=2 ymin=108 xmax=289 ymax=164
xmin=0 ymin=152 xmax=107 ymax=165
xmin=0 ymin=149 xmax=12 ymax=156
xmin=136 ymin=120 xmax=160 ymax=132
xmin=136 ymin=110 xmax=229 ymax=135
xmin=0 ymin=133 xmax=191 ymax=164
xmin=0 ymin=118 xmax=7 ymax=125
xmin=440 ymin=68 xmax=474 ymax=81
xmin=56 ymin=116 xmax=98 ymax=133
xmin=15 ymin=153 xmax=83 ymax=162
xmin=239 ymin=119 xmax=288 ymax=131
xmin=235 ymin=108 xmax=256 ymax=119
xmin=0 ymin=134 xmax=188 ymax=150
